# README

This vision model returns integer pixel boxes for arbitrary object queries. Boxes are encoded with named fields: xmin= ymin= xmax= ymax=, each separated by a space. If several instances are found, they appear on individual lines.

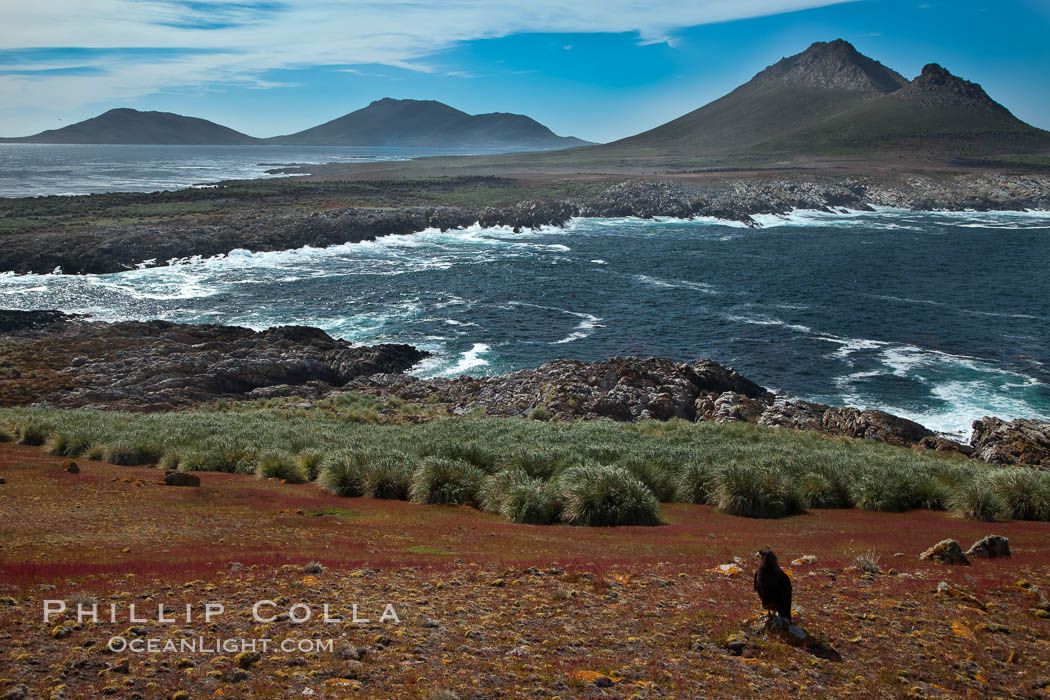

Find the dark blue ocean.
xmin=3 ymin=208 xmax=1048 ymax=437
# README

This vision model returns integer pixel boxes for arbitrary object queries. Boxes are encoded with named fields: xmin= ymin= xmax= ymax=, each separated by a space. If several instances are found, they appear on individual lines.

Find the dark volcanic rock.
xmin=820 ymin=407 xmax=933 ymax=447
xmin=0 ymin=310 xmax=427 ymax=410
xmin=966 ymin=535 xmax=1011 ymax=559
xmin=163 ymin=470 xmax=200 ymax=487
xmin=969 ymin=417 xmax=1050 ymax=468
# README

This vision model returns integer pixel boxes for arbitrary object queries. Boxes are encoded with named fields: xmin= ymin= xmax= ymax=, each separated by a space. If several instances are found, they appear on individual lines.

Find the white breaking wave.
xmin=441 ymin=343 xmax=491 ymax=376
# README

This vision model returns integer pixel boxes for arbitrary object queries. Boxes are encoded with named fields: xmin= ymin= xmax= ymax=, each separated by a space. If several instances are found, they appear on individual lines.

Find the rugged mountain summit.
xmin=901 ymin=62 xmax=1012 ymax=113
xmin=752 ymin=38 xmax=908 ymax=94
xmin=268 ymin=98 xmax=589 ymax=149
xmin=0 ymin=108 xmax=262 ymax=145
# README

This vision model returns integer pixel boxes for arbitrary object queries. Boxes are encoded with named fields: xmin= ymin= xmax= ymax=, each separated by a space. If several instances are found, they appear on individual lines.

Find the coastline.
xmin=1 ymin=169 xmax=1049 ymax=275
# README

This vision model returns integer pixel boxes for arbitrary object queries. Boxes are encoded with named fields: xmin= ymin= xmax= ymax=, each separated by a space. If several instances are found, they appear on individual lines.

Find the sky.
xmin=1 ymin=0 xmax=1048 ymax=141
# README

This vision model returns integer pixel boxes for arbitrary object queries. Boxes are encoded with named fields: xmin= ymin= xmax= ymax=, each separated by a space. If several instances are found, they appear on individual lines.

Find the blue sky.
xmin=1 ymin=0 xmax=1048 ymax=141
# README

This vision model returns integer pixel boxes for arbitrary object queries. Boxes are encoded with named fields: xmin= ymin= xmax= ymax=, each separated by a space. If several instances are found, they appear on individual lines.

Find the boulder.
xmin=822 ymin=407 xmax=933 ymax=446
xmin=758 ymin=400 xmax=831 ymax=432
xmin=966 ymin=535 xmax=1011 ymax=559
xmin=970 ymin=417 xmax=1050 ymax=467
xmin=163 ymin=471 xmax=200 ymax=487
xmin=695 ymin=391 xmax=771 ymax=424
xmin=919 ymin=539 xmax=970 ymax=565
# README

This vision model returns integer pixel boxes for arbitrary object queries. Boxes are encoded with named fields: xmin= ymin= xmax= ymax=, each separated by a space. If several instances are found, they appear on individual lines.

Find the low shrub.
xmin=256 ymin=452 xmax=305 ymax=483
xmin=529 ymin=405 xmax=551 ymax=421
xmin=557 ymin=463 xmax=661 ymax=527
xmin=985 ymin=468 xmax=1050 ymax=521
xmin=712 ymin=463 xmax=804 ymax=518
xmin=410 ymin=457 xmax=485 ymax=505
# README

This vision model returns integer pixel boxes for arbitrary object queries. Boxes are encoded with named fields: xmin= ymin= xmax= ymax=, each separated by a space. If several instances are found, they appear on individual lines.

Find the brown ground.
xmin=2 ymin=444 xmax=1050 ymax=699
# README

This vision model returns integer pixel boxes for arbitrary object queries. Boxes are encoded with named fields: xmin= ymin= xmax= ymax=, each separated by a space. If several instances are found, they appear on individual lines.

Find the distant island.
xmin=0 ymin=99 xmax=591 ymax=150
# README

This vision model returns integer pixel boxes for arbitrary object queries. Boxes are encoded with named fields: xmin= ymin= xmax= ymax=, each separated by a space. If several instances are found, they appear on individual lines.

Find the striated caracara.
xmin=754 ymin=547 xmax=792 ymax=621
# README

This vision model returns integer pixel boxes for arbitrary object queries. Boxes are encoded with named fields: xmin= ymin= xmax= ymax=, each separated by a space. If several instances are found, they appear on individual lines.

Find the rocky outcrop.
xmin=353 ymin=356 xmax=770 ymax=422
xmin=0 ymin=311 xmax=427 ymax=410
xmin=163 ymin=470 xmax=200 ymax=487
xmin=920 ymin=539 xmax=970 ymax=566
xmin=969 ymin=417 xmax=1050 ymax=468
xmin=966 ymin=535 xmax=1011 ymax=559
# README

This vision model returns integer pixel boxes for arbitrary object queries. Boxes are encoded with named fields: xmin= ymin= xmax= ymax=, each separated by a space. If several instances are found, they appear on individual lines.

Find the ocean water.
xmin=2 ymin=208 xmax=1048 ymax=438
xmin=0 ymin=144 xmax=519 ymax=197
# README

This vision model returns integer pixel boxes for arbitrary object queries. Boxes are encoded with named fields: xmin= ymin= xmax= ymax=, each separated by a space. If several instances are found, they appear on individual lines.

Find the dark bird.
xmin=754 ymin=548 xmax=792 ymax=622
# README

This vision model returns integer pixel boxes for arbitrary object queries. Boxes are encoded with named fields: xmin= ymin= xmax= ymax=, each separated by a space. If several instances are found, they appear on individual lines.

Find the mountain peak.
xmin=903 ymin=63 xmax=1009 ymax=113
xmin=754 ymin=39 xmax=909 ymax=94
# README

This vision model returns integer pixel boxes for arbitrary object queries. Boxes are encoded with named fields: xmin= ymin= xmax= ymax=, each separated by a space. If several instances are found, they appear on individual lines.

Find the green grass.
xmin=3 ymin=404 xmax=1048 ymax=525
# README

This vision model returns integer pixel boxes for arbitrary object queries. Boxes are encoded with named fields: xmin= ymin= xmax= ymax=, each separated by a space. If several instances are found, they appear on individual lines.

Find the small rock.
xmin=2 ymin=685 xmax=28 ymax=700
xmin=422 ymin=618 xmax=440 ymax=628
xmin=341 ymin=660 xmax=364 ymax=680
xmin=594 ymin=676 xmax=614 ymax=688
xmin=791 ymin=555 xmax=817 ymax=566
xmin=0 ymin=477 xmax=6 ymax=484
xmin=163 ymin=471 xmax=200 ymax=487
xmin=170 ymin=693 xmax=190 ymax=700
xmin=337 ymin=643 xmax=364 ymax=661
xmin=52 ymin=625 xmax=73 ymax=639
xmin=919 ymin=539 xmax=970 ymax=565
xmin=234 ymin=651 xmax=260 ymax=669
xmin=935 ymin=581 xmax=987 ymax=611
xmin=721 ymin=633 xmax=748 ymax=655
xmin=966 ymin=535 xmax=1011 ymax=559
xmin=109 ymin=658 xmax=130 ymax=674
xmin=70 ymin=356 xmax=87 ymax=367
xmin=228 ymin=670 xmax=250 ymax=682
xmin=63 ymin=460 xmax=79 ymax=474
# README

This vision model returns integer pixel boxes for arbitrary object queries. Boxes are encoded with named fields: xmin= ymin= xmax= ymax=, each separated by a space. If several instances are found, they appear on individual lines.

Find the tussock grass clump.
xmin=849 ymin=470 xmax=912 ymax=513
xmin=619 ymin=455 xmax=678 ymax=502
xmin=713 ymin=463 xmax=804 ymax=519
xmin=212 ymin=443 xmax=258 ymax=474
xmin=557 ymin=463 xmax=661 ymax=527
xmin=14 ymin=419 xmax=52 ymax=446
xmin=359 ymin=454 xmax=415 ymax=500
xmin=985 ymin=468 xmax=1050 ymax=521
xmin=295 ymin=449 xmax=326 ymax=482
xmin=480 ymin=468 xmax=551 ymax=517
xmin=256 ymin=452 xmax=305 ymax=483
xmin=797 ymin=471 xmax=850 ymax=509
xmin=102 ymin=441 xmax=164 ymax=466
xmin=428 ymin=441 xmax=500 ymax=473
xmin=950 ymin=478 xmax=1004 ymax=522
xmin=0 ymin=426 xmax=13 ymax=443
xmin=158 ymin=451 xmax=184 ymax=471
xmin=500 ymin=476 xmax=560 ymax=525
xmin=45 ymin=431 xmax=96 ymax=457
xmin=675 ymin=461 xmax=717 ymax=505
xmin=500 ymin=448 xmax=563 ymax=480
xmin=410 ymin=457 xmax=485 ymax=505
xmin=529 ymin=405 xmax=551 ymax=421
xmin=317 ymin=453 xmax=368 ymax=497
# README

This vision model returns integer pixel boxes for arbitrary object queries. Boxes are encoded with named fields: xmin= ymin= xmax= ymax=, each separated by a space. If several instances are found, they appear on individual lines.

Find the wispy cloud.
xmin=0 ymin=0 xmax=853 ymax=129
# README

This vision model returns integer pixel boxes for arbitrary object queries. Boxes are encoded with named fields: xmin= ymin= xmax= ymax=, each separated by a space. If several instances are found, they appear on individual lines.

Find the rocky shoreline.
xmin=2 ymin=171 xmax=1048 ymax=275
xmin=2 ymin=310 xmax=1047 ymax=468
